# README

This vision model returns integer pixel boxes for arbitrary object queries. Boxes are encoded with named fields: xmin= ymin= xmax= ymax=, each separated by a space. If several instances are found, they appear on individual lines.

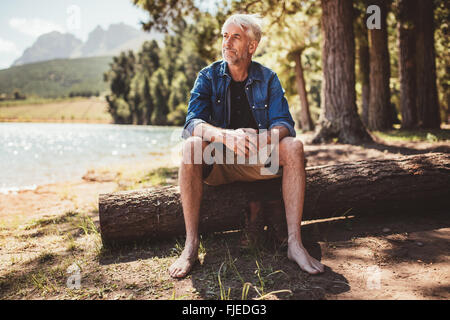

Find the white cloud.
xmin=0 ymin=38 xmax=20 ymax=54
xmin=9 ymin=18 xmax=65 ymax=37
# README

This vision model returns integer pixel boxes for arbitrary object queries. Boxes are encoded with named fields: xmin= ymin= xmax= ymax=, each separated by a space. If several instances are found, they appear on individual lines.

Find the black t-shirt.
xmin=229 ymin=78 xmax=258 ymax=130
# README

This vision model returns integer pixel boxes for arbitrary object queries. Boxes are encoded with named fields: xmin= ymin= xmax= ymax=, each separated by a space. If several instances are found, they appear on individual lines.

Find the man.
xmin=169 ymin=14 xmax=325 ymax=278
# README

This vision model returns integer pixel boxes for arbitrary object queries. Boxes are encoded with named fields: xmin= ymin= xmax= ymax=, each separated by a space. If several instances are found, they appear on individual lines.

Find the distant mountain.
xmin=12 ymin=23 xmax=162 ymax=67
xmin=13 ymin=31 xmax=83 ymax=66
xmin=1 ymin=56 xmax=112 ymax=98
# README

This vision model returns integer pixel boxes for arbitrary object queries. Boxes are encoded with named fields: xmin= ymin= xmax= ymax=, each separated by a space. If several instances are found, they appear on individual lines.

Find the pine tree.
xmin=312 ymin=0 xmax=372 ymax=143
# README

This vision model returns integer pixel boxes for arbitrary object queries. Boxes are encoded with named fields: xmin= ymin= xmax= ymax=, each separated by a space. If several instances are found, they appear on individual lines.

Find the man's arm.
xmin=192 ymin=122 xmax=226 ymax=142
xmin=265 ymin=125 xmax=290 ymax=145
xmin=192 ymin=123 xmax=260 ymax=158
xmin=267 ymin=73 xmax=297 ymax=138
xmin=182 ymin=71 xmax=213 ymax=139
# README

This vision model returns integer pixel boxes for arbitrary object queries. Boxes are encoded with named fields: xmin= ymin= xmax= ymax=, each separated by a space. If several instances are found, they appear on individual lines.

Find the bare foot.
xmin=287 ymin=241 xmax=325 ymax=275
xmin=168 ymin=241 xmax=199 ymax=278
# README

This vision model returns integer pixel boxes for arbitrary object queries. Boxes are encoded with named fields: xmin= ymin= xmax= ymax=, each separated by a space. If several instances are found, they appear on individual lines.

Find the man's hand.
xmin=220 ymin=128 xmax=258 ymax=158
xmin=194 ymin=123 xmax=290 ymax=159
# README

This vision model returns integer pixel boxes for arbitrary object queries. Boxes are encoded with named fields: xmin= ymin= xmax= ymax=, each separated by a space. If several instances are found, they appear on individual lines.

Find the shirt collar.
xmin=220 ymin=60 xmax=263 ymax=82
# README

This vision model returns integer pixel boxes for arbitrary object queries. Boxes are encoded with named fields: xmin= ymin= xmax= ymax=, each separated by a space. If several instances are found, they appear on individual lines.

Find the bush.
xmin=167 ymin=104 xmax=188 ymax=126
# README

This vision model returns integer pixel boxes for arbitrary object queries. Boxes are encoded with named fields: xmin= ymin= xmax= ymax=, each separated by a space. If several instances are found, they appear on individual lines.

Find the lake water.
xmin=0 ymin=123 xmax=183 ymax=193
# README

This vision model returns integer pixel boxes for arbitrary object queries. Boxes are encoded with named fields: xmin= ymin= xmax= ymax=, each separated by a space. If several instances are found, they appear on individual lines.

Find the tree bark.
xmin=354 ymin=0 xmax=371 ymax=127
xmin=368 ymin=0 xmax=392 ymax=131
xmin=313 ymin=0 xmax=372 ymax=144
xmin=415 ymin=0 xmax=441 ymax=129
xmin=293 ymin=51 xmax=314 ymax=131
xmin=398 ymin=0 xmax=418 ymax=129
xmin=359 ymin=28 xmax=371 ymax=127
xmin=99 ymin=152 xmax=450 ymax=246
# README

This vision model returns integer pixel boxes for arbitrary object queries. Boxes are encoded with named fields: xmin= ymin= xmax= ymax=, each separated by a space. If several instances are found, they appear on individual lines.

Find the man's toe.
xmin=301 ymin=262 xmax=319 ymax=275
xmin=311 ymin=260 xmax=325 ymax=273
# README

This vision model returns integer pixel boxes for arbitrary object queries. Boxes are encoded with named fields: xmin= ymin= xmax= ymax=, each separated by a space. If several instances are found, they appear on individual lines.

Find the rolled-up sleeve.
xmin=182 ymin=71 xmax=212 ymax=139
xmin=267 ymin=74 xmax=296 ymax=138
xmin=182 ymin=118 xmax=206 ymax=139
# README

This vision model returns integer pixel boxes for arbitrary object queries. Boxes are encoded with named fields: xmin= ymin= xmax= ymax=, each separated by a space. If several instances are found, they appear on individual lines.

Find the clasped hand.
xmin=212 ymin=128 xmax=272 ymax=158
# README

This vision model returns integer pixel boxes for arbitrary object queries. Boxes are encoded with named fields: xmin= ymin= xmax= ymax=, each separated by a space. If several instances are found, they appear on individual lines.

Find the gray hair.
xmin=222 ymin=14 xmax=263 ymax=43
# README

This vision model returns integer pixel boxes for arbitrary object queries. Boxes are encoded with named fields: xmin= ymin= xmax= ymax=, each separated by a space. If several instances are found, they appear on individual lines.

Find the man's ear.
xmin=248 ymin=40 xmax=258 ymax=54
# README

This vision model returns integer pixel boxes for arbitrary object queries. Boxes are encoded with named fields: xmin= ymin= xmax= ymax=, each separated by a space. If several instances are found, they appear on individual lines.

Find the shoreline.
xmin=1 ymin=153 xmax=180 ymax=194
xmin=0 ymin=118 xmax=112 ymax=124
xmin=1 ymin=139 xmax=449 ymax=300
xmin=0 ymin=153 xmax=180 ymax=228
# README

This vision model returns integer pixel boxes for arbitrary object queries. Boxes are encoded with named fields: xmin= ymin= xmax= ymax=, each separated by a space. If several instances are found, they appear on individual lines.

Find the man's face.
xmin=222 ymin=23 xmax=256 ymax=65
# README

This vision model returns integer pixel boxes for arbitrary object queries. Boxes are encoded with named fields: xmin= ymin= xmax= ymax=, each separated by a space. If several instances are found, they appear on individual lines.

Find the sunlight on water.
xmin=0 ymin=123 xmax=183 ymax=193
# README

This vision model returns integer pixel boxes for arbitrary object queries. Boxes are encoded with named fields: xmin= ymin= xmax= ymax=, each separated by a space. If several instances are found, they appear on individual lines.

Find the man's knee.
xmin=280 ymin=137 xmax=304 ymax=155
xmin=279 ymin=137 xmax=305 ymax=165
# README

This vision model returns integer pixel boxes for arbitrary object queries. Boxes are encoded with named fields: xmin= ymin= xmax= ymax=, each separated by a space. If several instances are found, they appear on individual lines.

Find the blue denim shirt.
xmin=182 ymin=60 xmax=296 ymax=139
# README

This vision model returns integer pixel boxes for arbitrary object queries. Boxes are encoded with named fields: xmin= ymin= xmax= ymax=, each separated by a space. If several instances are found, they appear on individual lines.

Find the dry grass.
xmin=1 ymin=136 xmax=449 ymax=300
xmin=0 ymin=97 xmax=112 ymax=123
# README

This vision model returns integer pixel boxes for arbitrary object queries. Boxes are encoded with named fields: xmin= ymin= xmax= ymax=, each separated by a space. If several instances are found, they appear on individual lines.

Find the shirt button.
xmin=252 ymin=106 xmax=255 ymax=109
xmin=258 ymin=123 xmax=262 ymax=127
xmin=218 ymin=100 xmax=221 ymax=103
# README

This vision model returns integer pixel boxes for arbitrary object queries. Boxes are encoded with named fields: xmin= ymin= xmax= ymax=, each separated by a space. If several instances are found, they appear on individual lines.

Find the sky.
xmin=0 ymin=0 xmax=152 ymax=69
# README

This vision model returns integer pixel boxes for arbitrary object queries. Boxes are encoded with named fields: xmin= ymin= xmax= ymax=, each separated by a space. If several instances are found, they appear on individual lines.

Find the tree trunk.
xmin=313 ymin=0 xmax=372 ymax=144
xmin=359 ymin=29 xmax=370 ymax=127
xmin=293 ymin=51 xmax=314 ymax=131
xmin=368 ymin=0 xmax=392 ymax=131
xmin=398 ymin=0 xmax=418 ymax=129
xmin=99 ymin=152 xmax=450 ymax=246
xmin=355 ymin=0 xmax=371 ymax=127
xmin=415 ymin=0 xmax=441 ymax=129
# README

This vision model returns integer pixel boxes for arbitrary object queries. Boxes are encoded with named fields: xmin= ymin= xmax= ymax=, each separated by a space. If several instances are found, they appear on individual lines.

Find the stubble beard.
xmin=222 ymin=47 xmax=249 ymax=65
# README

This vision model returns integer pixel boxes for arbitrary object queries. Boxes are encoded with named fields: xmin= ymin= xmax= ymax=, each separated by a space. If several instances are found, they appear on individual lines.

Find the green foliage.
xmin=254 ymin=1 xmax=322 ymax=124
xmin=167 ymin=104 xmax=188 ymax=126
xmin=104 ymin=21 xmax=208 ymax=126
xmin=168 ymin=72 xmax=189 ymax=112
xmin=68 ymin=90 xmax=99 ymax=98
xmin=0 ymin=56 xmax=111 ymax=98
xmin=109 ymin=0 xmax=448 ymax=128
xmin=104 ymin=51 xmax=136 ymax=123
xmin=132 ymin=0 xmax=197 ymax=33
xmin=434 ymin=0 xmax=449 ymax=122
xmin=150 ymin=68 xmax=169 ymax=125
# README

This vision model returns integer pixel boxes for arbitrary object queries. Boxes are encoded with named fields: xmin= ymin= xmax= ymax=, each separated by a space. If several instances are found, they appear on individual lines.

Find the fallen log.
xmin=99 ymin=152 xmax=450 ymax=246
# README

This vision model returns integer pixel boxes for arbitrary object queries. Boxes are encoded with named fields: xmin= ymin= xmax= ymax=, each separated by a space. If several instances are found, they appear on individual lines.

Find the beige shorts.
xmin=203 ymin=164 xmax=282 ymax=186
xmin=203 ymin=162 xmax=282 ymax=186
xmin=200 ymin=142 xmax=282 ymax=186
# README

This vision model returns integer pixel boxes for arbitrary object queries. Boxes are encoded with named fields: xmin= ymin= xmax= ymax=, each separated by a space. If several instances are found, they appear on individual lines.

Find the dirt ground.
xmin=0 ymin=135 xmax=449 ymax=300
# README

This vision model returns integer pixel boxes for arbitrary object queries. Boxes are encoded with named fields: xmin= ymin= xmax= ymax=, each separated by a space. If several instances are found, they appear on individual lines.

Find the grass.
xmin=25 ymin=211 xmax=78 ymax=230
xmin=37 ymin=251 xmax=56 ymax=264
xmin=116 ymin=167 xmax=179 ymax=191
xmin=1 ymin=193 xmax=301 ymax=300
xmin=371 ymin=126 xmax=450 ymax=142
xmin=297 ymin=124 xmax=450 ymax=142
xmin=2 ymin=129 xmax=448 ymax=300
xmin=140 ymin=167 xmax=179 ymax=187
xmin=0 ymin=97 xmax=112 ymax=123
xmin=0 ymin=56 xmax=111 ymax=99
xmin=29 ymin=271 xmax=57 ymax=294
xmin=0 ymin=97 xmax=83 ymax=107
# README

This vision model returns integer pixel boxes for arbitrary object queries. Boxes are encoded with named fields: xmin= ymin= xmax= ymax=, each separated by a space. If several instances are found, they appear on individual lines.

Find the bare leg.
xmin=241 ymin=201 xmax=263 ymax=246
xmin=279 ymin=137 xmax=325 ymax=274
xmin=168 ymin=137 xmax=207 ymax=278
